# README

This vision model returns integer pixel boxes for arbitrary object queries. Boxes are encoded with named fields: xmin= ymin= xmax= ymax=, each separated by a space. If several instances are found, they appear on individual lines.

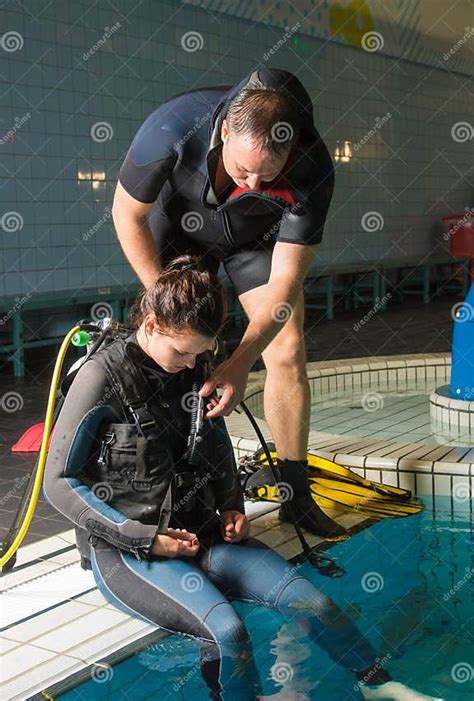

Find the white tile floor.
xmin=311 ymin=390 xmax=444 ymax=445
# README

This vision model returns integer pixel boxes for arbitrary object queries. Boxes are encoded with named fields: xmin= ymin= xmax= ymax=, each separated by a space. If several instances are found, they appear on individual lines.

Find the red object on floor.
xmin=11 ymin=423 xmax=54 ymax=453
xmin=442 ymin=213 xmax=474 ymax=257
xmin=442 ymin=213 xmax=474 ymax=282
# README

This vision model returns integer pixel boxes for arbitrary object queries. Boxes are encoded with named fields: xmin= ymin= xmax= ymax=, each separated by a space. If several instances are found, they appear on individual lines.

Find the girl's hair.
xmin=225 ymin=75 xmax=300 ymax=158
xmin=128 ymin=253 xmax=227 ymax=338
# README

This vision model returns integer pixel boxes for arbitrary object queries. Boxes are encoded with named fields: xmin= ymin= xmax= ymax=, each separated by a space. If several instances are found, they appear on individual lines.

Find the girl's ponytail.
xmin=128 ymin=253 xmax=226 ymax=338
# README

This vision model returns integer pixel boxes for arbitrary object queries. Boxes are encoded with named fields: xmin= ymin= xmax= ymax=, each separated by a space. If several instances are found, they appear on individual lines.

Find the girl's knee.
xmin=276 ymin=576 xmax=333 ymax=616
xmin=204 ymin=601 xmax=250 ymax=647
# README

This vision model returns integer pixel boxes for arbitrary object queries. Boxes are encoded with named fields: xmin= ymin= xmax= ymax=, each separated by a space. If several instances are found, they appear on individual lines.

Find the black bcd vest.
xmin=82 ymin=336 xmax=222 ymax=535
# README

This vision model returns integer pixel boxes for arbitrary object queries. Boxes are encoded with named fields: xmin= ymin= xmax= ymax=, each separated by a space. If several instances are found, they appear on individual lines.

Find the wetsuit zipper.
xmin=219 ymin=209 xmax=236 ymax=247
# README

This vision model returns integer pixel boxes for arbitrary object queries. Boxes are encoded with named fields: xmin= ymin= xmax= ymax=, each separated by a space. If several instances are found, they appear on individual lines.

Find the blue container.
xmin=450 ymin=283 xmax=474 ymax=399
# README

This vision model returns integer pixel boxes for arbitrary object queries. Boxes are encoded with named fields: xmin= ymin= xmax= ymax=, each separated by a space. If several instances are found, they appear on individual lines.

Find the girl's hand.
xmin=219 ymin=510 xmax=250 ymax=543
xmin=151 ymin=527 xmax=200 ymax=558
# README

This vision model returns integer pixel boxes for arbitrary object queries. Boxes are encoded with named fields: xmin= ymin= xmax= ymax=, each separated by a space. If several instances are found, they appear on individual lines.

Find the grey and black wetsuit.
xmin=43 ymin=334 xmax=389 ymax=699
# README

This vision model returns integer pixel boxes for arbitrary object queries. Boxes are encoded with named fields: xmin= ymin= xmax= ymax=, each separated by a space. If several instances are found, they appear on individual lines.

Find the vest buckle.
xmin=131 ymin=479 xmax=153 ymax=492
xmin=128 ymin=403 xmax=156 ymax=434
xmin=98 ymin=431 xmax=115 ymax=467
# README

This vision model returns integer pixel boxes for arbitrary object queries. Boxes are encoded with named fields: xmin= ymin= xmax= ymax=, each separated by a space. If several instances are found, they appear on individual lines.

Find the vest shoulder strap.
xmin=93 ymin=338 xmax=158 ymax=436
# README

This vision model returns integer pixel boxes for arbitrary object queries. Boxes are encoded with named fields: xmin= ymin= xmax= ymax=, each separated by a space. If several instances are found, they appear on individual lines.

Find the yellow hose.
xmin=0 ymin=325 xmax=81 ymax=569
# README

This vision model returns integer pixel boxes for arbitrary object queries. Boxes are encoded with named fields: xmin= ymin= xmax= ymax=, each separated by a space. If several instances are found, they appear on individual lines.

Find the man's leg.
xmin=238 ymin=287 xmax=309 ymax=460
xmin=238 ymin=284 xmax=346 ymax=537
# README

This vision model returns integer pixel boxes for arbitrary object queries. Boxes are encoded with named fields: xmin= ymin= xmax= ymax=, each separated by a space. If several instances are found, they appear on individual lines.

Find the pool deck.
xmin=234 ymin=353 xmax=474 ymax=500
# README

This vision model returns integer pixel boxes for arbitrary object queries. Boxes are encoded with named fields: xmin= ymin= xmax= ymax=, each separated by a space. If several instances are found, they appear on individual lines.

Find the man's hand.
xmin=199 ymin=356 xmax=251 ymax=418
xmin=219 ymin=510 xmax=250 ymax=543
xmin=151 ymin=527 xmax=200 ymax=558
xmin=199 ymin=244 xmax=318 ymax=420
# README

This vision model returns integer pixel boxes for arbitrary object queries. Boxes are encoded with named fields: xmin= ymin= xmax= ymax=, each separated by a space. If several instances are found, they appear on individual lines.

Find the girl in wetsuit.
xmin=43 ymin=254 xmax=441 ymax=701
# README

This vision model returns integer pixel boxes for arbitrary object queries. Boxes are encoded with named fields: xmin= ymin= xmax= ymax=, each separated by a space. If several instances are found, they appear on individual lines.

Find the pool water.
xmin=60 ymin=496 xmax=473 ymax=700
xmin=309 ymin=382 xmax=474 ymax=447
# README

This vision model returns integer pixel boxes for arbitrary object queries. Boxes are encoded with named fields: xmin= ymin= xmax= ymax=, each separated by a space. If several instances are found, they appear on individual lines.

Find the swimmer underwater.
xmin=43 ymin=255 xmax=443 ymax=701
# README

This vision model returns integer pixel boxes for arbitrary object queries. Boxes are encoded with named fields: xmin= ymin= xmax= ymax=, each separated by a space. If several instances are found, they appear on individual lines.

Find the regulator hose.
xmin=185 ymin=380 xmax=205 ymax=466
xmin=238 ymin=400 xmax=346 ymax=578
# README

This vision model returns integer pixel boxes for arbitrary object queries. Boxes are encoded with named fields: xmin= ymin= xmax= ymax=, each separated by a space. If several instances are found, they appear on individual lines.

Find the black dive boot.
xmin=278 ymin=458 xmax=347 ymax=537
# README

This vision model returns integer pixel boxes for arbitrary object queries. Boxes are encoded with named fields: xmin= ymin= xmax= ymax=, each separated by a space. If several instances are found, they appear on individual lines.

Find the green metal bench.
xmin=0 ymin=287 xmax=131 ymax=377
xmin=2 ymin=256 xmax=468 ymax=376
xmin=0 ymin=279 xmax=248 ymax=377
xmin=378 ymin=255 xmax=469 ymax=305
xmin=304 ymin=262 xmax=381 ymax=320
xmin=303 ymin=255 xmax=469 ymax=320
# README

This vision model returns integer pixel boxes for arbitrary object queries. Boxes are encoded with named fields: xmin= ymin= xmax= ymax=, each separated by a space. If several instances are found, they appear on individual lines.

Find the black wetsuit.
xmin=118 ymin=67 xmax=335 ymax=294
xmin=43 ymin=334 xmax=385 ymax=699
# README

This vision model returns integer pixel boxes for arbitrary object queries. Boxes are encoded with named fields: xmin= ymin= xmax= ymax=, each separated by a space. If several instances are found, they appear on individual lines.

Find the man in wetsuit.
xmin=112 ymin=67 xmax=341 ymax=536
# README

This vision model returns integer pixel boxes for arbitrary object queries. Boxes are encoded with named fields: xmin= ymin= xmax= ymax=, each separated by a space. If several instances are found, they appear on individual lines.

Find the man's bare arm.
xmin=200 ymin=242 xmax=319 ymax=417
xmin=111 ymin=181 xmax=161 ymax=288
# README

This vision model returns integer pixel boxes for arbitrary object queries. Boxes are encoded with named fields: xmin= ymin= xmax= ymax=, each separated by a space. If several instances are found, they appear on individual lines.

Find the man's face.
xmin=220 ymin=119 xmax=290 ymax=190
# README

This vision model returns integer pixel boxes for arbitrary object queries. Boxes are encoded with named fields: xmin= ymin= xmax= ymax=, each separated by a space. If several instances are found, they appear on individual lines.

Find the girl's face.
xmin=136 ymin=315 xmax=216 ymax=373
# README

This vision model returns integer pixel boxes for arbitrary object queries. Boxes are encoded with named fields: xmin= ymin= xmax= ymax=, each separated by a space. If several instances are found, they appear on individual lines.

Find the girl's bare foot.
xmin=359 ymin=680 xmax=444 ymax=701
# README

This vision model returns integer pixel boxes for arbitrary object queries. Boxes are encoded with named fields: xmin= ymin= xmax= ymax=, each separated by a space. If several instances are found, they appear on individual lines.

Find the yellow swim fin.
xmin=240 ymin=449 xmax=423 ymax=521
xmin=306 ymin=453 xmax=410 ymax=498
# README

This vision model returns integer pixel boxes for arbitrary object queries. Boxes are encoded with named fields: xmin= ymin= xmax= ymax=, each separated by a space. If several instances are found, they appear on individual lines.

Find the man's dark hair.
xmin=225 ymin=76 xmax=300 ymax=158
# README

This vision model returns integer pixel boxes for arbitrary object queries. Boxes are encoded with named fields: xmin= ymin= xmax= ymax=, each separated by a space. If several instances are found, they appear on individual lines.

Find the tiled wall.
xmin=1 ymin=0 xmax=472 ymax=298
xmin=184 ymin=0 xmax=474 ymax=75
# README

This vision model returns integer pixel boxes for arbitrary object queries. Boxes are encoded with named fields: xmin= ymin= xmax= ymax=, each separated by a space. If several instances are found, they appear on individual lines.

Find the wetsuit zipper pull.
xmin=132 ymin=547 xmax=142 ymax=562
